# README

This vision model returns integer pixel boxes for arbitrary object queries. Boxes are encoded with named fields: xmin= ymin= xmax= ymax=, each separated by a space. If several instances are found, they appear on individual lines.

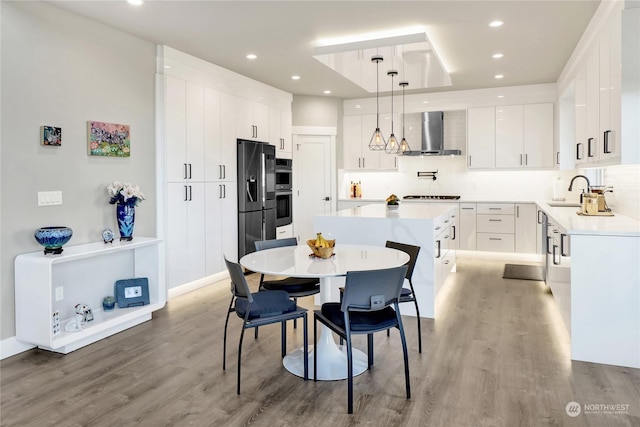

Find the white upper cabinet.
xmin=342 ymin=114 xmax=397 ymax=171
xmin=523 ymin=103 xmax=554 ymax=168
xmin=471 ymin=103 xmax=553 ymax=170
xmin=165 ymin=76 xmax=205 ymax=182
xmin=495 ymin=105 xmax=523 ymax=168
xmin=467 ymin=107 xmax=496 ymax=169
xmin=269 ymin=105 xmax=293 ymax=159
xmin=575 ymin=2 xmax=624 ymax=167
xmin=234 ymin=96 xmax=269 ymax=141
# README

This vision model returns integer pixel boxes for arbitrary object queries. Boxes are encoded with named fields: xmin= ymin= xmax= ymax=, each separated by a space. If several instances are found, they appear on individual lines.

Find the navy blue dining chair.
xmin=314 ymin=265 xmax=410 ymax=414
xmin=222 ymin=256 xmax=308 ymax=394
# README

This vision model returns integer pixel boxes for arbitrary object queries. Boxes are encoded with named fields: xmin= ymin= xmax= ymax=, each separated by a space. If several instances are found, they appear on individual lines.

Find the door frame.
xmin=292 ymin=126 xmax=337 ymax=239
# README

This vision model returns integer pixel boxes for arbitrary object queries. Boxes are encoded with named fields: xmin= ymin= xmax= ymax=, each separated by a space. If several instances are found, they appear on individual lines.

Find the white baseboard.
xmin=167 ymin=271 xmax=229 ymax=300
xmin=1 ymin=337 xmax=35 ymax=360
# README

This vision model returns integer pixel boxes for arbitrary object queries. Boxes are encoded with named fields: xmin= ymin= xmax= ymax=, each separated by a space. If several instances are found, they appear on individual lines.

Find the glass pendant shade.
xmin=385 ymin=69 xmax=399 ymax=154
xmin=369 ymin=55 xmax=386 ymax=151
xmin=398 ymin=80 xmax=411 ymax=154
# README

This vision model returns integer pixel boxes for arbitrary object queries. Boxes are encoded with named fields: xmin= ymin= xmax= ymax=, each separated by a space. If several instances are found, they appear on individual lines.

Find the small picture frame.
xmin=41 ymin=126 xmax=62 ymax=146
xmin=114 ymin=278 xmax=150 ymax=308
xmin=88 ymin=121 xmax=130 ymax=157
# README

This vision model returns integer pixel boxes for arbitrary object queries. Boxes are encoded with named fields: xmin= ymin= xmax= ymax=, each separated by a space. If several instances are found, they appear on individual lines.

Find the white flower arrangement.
xmin=107 ymin=181 xmax=145 ymax=206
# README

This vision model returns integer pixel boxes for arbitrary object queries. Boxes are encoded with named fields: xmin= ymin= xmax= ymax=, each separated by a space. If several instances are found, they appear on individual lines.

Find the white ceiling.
xmin=47 ymin=0 xmax=601 ymax=99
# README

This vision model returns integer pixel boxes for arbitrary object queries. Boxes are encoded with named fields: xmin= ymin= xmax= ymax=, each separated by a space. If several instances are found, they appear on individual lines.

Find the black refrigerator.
xmin=237 ymin=139 xmax=277 ymax=259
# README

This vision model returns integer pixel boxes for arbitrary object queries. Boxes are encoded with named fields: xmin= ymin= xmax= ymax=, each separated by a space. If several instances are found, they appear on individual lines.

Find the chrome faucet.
xmin=568 ymin=175 xmax=591 ymax=202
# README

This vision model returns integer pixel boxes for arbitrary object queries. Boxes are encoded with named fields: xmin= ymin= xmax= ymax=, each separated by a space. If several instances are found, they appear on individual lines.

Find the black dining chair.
xmin=384 ymin=241 xmax=422 ymax=353
xmin=314 ymin=265 xmax=410 ymax=414
xmin=255 ymin=237 xmax=320 ymax=330
xmin=222 ymin=256 xmax=308 ymax=394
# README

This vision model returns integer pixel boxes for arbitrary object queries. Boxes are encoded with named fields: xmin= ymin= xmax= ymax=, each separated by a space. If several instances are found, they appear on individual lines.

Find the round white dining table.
xmin=240 ymin=243 xmax=410 ymax=381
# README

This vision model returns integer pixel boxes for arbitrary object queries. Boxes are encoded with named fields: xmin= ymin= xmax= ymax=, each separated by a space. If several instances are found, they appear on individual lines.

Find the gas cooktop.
xmin=403 ymin=195 xmax=461 ymax=200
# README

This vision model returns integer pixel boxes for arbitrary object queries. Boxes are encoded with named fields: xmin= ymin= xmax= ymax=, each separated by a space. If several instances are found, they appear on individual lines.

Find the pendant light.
xmin=385 ymin=70 xmax=399 ymax=154
xmin=368 ymin=55 xmax=386 ymax=151
xmin=398 ymin=80 xmax=411 ymax=153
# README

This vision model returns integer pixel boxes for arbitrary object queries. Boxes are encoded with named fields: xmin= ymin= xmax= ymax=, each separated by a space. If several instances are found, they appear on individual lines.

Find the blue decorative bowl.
xmin=34 ymin=226 xmax=73 ymax=254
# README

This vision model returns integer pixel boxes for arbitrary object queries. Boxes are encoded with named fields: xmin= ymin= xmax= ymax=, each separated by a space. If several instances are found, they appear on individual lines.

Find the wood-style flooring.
xmin=2 ymin=256 xmax=639 ymax=426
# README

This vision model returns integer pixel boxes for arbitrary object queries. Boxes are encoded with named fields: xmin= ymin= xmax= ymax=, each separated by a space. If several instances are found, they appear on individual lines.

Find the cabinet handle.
xmin=452 ymin=225 xmax=456 ymax=240
xmin=362 ymin=157 xmax=365 ymax=168
xmin=576 ymin=142 xmax=583 ymax=160
xmin=189 ymin=185 xmax=193 ymax=201
xmin=219 ymin=184 xmax=223 ymax=199
xmin=516 ymin=205 xmax=520 ymax=218
xmin=489 ymin=238 xmax=502 ymax=241
xmin=435 ymin=226 xmax=441 ymax=231
xmin=553 ymin=244 xmax=559 ymax=265
xmin=604 ymin=130 xmax=612 ymax=154
xmin=358 ymin=158 xmax=361 ymax=168
xmin=546 ymin=236 xmax=552 ymax=254
xmin=588 ymin=138 xmax=594 ymax=157
xmin=394 ymin=157 xmax=397 ymax=168
xmin=556 ymin=151 xmax=560 ymax=165
xmin=520 ymin=154 xmax=523 ymax=166
xmin=222 ymin=165 xmax=226 ymax=179
xmin=436 ymin=240 xmax=441 ymax=258
xmin=461 ymin=207 xmax=474 ymax=210
xmin=443 ymin=260 xmax=450 ymax=265
xmin=537 ymin=210 xmax=542 ymax=224
xmin=468 ymin=155 xmax=472 ymax=167
xmin=444 ymin=219 xmax=450 ymax=224
xmin=183 ymin=163 xmax=188 ymax=180
xmin=219 ymin=165 xmax=222 ymax=180
xmin=525 ymin=154 xmax=528 ymax=165
xmin=489 ymin=208 xmax=502 ymax=210
xmin=184 ymin=185 xmax=188 ymax=201
xmin=560 ymin=233 xmax=569 ymax=257
xmin=489 ymin=219 xmax=502 ymax=222
xmin=188 ymin=163 xmax=192 ymax=179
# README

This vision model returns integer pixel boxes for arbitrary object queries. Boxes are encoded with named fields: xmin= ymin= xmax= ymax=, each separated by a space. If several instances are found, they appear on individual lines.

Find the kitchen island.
xmin=537 ymin=201 xmax=640 ymax=369
xmin=314 ymin=203 xmax=458 ymax=318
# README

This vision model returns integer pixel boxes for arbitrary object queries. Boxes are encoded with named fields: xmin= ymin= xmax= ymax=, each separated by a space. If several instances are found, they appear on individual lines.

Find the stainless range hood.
xmin=403 ymin=111 xmax=462 ymax=156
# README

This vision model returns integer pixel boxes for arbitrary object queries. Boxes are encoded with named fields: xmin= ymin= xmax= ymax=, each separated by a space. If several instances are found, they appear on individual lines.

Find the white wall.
xmin=1 ymin=2 xmax=156 ymax=342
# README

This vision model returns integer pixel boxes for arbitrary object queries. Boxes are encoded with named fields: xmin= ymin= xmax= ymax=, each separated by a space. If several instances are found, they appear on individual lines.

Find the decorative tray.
xmin=576 ymin=210 xmax=614 ymax=217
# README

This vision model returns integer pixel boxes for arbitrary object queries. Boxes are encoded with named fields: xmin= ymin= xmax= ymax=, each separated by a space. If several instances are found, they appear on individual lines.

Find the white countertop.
xmin=331 ymin=202 xmax=457 ymax=220
xmin=537 ymin=201 xmax=640 ymax=237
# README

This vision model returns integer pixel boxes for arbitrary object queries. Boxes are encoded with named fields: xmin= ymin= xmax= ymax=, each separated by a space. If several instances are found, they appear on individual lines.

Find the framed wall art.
xmin=40 ymin=126 xmax=62 ymax=146
xmin=87 ymin=121 xmax=130 ymax=157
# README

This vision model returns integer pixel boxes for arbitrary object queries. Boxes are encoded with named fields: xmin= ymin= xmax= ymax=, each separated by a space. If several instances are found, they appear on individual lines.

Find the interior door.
xmin=293 ymin=134 xmax=332 ymax=243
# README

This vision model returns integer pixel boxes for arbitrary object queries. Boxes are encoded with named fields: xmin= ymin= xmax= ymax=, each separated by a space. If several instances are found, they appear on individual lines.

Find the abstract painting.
xmin=87 ymin=121 xmax=130 ymax=157
xmin=41 ymin=126 xmax=62 ymax=146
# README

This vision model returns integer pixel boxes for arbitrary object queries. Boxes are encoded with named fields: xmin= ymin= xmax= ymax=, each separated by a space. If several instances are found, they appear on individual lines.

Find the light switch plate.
xmin=38 ymin=191 xmax=63 ymax=206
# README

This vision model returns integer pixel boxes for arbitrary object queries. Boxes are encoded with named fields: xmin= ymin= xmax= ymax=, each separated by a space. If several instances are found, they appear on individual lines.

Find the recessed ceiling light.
xmin=489 ymin=20 xmax=504 ymax=27
xmin=494 ymin=74 xmax=504 ymax=79
xmin=127 ymin=0 xmax=143 ymax=5
xmin=497 ymin=95 xmax=504 ymax=98
xmin=163 ymin=65 xmax=171 ymax=69
xmin=324 ymin=90 xmax=332 ymax=94
xmin=492 ymin=53 xmax=504 ymax=59
xmin=246 ymin=54 xmax=257 ymax=60
xmin=291 ymin=75 xmax=301 ymax=80
xmin=423 ymin=100 xmax=429 ymax=104
xmin=355 ymin=105 xmax=362 ymax=109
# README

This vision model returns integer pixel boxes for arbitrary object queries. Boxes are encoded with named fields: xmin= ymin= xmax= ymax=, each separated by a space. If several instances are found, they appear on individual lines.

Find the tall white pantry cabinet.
xmin=158 ymin=46 xmax=292 ymax=290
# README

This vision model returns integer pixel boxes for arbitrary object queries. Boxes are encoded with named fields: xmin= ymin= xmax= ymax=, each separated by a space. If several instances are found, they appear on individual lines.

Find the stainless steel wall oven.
xmin=275 ymin=158 xmax=293 ymax=226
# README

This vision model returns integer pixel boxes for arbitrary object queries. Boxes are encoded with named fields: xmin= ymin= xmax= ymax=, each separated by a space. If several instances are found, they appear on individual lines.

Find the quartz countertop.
xmin=330 ymin=202 xmax=457 ymax=220
xmin=537 ymin=201 xmax=640 ymax=237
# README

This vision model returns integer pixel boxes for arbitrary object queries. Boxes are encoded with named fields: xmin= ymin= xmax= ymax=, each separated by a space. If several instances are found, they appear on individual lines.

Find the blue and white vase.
xmin=116 ymin=204 xmax=135 ymax=241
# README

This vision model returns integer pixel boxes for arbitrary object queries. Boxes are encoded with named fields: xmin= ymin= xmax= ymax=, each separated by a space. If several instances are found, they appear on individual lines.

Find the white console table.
xmin=15 ymin=237 xmax=165 ymax=354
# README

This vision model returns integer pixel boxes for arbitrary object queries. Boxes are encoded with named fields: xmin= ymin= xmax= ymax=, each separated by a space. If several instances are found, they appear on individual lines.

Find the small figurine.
xmin=102 ymin=228 xmax=114 ymax=244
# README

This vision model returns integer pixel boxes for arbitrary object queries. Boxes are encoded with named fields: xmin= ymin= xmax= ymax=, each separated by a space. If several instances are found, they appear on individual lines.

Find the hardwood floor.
xmin=2 ymin=256 xmax=639 ymax=426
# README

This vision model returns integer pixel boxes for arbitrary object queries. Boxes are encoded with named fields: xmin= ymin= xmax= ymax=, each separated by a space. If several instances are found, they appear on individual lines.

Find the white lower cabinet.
xmin=205 ymin=182 xmax=238 ymax=275
xmin=515 ymin=203 xmax=538 ymax=253
xmin=458 ymin=203 xmax=477 ymax=250
xmin=476 ymin=203 xmax=515 ymax=252
xmin=15 ymin=238 xmax=164 ymax=354
xmin=166 ymin=183 xmax=206 ymax=288
xmin=276 ymin=223 xmax=294 ymax=239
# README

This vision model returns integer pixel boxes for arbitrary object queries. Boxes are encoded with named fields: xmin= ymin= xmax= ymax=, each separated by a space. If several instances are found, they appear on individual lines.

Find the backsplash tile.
xmin=602 ymin=165 xmax=640 ymax=219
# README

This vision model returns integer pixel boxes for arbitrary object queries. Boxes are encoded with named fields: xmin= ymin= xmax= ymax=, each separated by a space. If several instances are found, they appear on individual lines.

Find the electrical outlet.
xmin=52 ymin=311 xmax=60 ymax=336
xmin=55 ymin=286 xmax=63 ymax=301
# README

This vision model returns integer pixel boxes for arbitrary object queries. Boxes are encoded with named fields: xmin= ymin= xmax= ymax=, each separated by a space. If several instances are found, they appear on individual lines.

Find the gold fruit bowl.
xmin=307 ymin=239 xmax=336 ymax=259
